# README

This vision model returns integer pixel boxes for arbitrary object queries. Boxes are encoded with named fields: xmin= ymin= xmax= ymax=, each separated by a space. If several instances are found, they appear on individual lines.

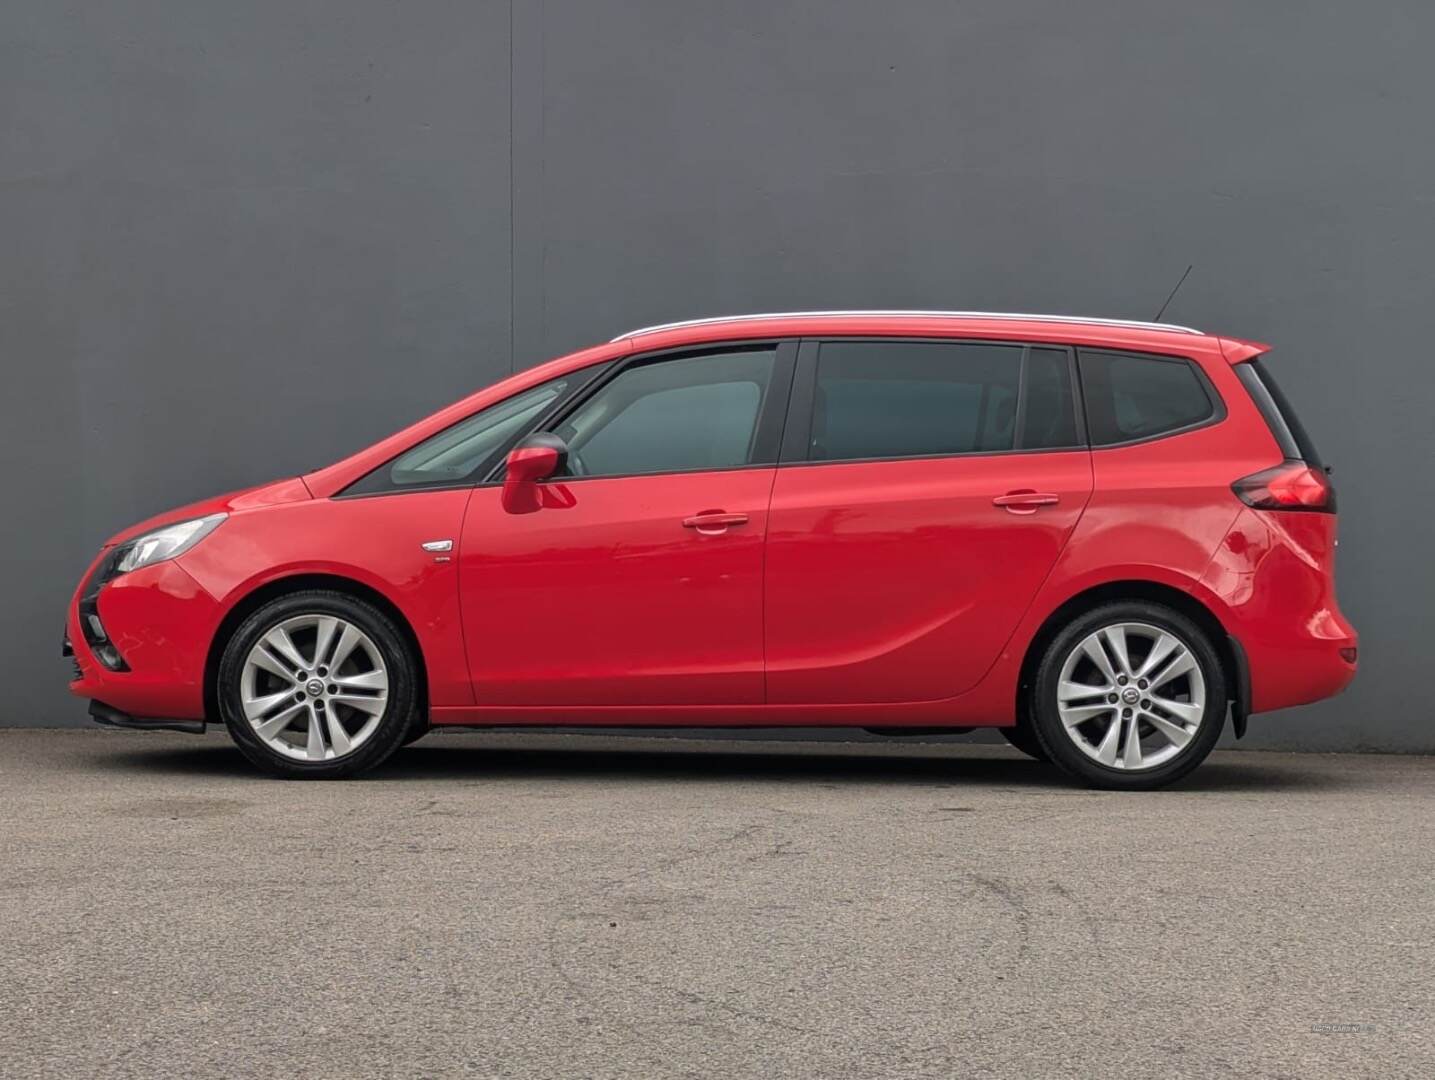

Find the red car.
xmin=65 ymin=312 xmax=1356 ymax=788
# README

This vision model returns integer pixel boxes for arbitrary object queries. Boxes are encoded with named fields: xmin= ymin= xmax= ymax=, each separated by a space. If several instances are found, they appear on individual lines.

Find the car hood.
xmin=102 ymin=476 xmax=313 ymax=547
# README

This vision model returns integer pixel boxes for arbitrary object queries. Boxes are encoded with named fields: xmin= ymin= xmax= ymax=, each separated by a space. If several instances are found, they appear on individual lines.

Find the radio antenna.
xmin=1153 ymin=264 xmax=1194 ymax=323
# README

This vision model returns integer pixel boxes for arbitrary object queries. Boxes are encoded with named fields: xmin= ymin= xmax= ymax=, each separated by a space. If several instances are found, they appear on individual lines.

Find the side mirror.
xmin=504 ymin=433 xmax=567 ymax=484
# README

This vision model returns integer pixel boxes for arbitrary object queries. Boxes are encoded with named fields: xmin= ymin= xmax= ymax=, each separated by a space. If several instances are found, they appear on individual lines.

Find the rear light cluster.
xmin=1232 ymin=461 xmax=1336 ymax=513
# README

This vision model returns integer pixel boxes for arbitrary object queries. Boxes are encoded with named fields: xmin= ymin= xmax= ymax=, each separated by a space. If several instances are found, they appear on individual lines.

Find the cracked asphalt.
xmin=2 ymin=728 xmax=1432 ymax=1078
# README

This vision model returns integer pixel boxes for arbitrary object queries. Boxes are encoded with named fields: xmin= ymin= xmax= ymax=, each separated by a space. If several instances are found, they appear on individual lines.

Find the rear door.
xmin=764 ymin=338 xmax=1093 ymax=704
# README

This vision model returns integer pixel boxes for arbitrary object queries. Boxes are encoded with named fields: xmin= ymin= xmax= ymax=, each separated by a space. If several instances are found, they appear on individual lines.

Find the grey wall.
xmin=4 ymin=1 xmax=1432 ymax=750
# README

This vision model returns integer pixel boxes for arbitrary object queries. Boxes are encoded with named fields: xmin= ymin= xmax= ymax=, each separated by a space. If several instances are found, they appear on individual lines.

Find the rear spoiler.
xmin=1216 ymin=336 xmax=1272 ymax=365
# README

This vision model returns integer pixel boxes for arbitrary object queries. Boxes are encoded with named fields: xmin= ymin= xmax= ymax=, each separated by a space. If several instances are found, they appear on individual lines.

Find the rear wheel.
xmin=217 ymin=590 xmax=420 ymax=779
xmin=1030 ymin=601 xmax=1226 ymax=790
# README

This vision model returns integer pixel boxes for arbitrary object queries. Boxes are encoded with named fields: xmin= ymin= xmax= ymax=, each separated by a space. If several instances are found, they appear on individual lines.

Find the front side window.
xmin=1079 ymin=350 xmax=1216 ymax=446
xmin=810 ymin=341 xmax=1025 ymax=461
xmin=345 ymin=377 xmax=574 ymax=494
xmin=554 ymin=348 xmax=778 ymax=478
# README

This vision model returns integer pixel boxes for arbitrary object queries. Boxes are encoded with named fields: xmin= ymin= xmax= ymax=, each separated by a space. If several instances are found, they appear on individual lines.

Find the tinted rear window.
xmin=1078 ymin=350 xmax=1216 ymax=446
xmin=811 ymin=341 xmax=1023 ymax=460
xmin=1235 ymin=357 xmax=1324 ymax=467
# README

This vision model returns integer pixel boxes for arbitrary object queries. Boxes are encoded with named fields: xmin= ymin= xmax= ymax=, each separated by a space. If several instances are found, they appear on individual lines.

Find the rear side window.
xmin=810 ymin=341 xmax=1023 ymax=461
xmin=1079 ymin=350 xmax=1216 ymax=446
xmin=1235 ymin=357 xmax=1324 ymax=466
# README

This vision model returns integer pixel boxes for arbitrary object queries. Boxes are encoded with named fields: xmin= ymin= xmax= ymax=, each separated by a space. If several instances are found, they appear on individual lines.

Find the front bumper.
xmin=66 ymin=555 xmax=223 ymax=722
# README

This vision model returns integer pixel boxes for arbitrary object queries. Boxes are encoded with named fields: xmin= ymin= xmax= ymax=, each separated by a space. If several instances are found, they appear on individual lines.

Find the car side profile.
xmin=65 ymin=311 xmax=1357 ymax=788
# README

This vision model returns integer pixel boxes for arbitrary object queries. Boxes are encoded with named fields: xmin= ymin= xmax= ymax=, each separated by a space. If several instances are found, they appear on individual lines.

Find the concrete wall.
xmin=4 ymin=1 xmax=1431 ymax=749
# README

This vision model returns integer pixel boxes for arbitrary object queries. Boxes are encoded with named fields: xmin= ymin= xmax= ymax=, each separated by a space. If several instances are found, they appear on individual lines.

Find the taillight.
xmin=1232 ymin=460 xmax=1336 ymax=513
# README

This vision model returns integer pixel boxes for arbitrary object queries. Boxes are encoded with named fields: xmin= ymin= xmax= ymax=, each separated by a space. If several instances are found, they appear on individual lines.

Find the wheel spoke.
xmin=325 ymin=713 xmax=353 ymax=756
xmin=328 ymin=624 xmax=364 ymax=672
xmin=263 ymin=627 xmax=309 ymax=674
xmin=1143 ymin=711 xmax=1194 ymax=750
xmin=311 ymin=616 xmax=339 ymax=670
xmin=1102 ymin=626 xmax=1134 ymax=678
xmin=1120 ymin=714 xmax=1143 ymax=769
xmin=254 ymin=701 xmax=306 ymax=741
xmin=249 ymin=647 xmax=297 ymax=683
xmin=1094 ymin=716 xmax=1123 ymax=765
xmin=1059 ymin=679 xmax=1110 ymax=702
xmin=1060 ymin=703 xmax=1114 ymax=727
xmin=243 ymin=689 xmax=296 ymax=722
xmin=1136 ymin=633 xmax=1179 ymax=680
xmin=305 ymin=705 xmax=327 ymax=759
xmin=330 ymin=692 xmax=386 ymax=717
xmin=1149 ymin=694 xmax=1202 ymax=724
xmin=1079 ymin=635 xmax=1118 ymax=684
xmin=1149 ymin=649 xmax=1196 ymax=690
xmin=331 ymin=669 xmax=388 ymax=693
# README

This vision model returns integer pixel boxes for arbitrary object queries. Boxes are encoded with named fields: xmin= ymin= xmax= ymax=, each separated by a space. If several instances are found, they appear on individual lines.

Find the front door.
xmin=459 ymin=343 xmax=795 ymax=707
xmin=764 ymin=338 xmax=1093 ymax=704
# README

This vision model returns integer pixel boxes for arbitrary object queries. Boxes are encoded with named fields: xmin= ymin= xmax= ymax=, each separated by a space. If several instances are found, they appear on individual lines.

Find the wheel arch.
xmin=202 ymin=573 xmax=429 ymax=723
xmin=1015 ymin=579 xmax=1244 ymax=728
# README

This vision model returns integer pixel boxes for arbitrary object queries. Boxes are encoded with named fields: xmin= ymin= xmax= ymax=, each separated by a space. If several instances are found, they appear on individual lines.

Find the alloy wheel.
xmin=239 ymin=614 xmax=389 ymax=762
xmin=1055 ymin=621 xmax=1206 ymax=771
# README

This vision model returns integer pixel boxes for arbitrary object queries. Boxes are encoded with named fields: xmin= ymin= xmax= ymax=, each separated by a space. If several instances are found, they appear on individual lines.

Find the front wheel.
xmin=217 ymin=590 xmax=421 ymax=779
xmin=1030 ymin=602 xmax=1226 ymax=790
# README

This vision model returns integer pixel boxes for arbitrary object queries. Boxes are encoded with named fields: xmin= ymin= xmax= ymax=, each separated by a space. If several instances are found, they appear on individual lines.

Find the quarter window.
xmin=1078 ymin=350 xmax=1215 ymax=446
xmin=345 ymin=377 xmax=574 ymax=494
xmin=554 ymin=348 xmax=778 ymax=478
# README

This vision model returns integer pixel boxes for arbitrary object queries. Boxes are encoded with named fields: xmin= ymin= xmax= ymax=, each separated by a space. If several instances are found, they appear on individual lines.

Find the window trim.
xmin=484 ymin=338 xmax=801 ymax=485
xmin=778 ymin=336 xmax=1087 ymax=468
xmin=1076 ymin=347 xmax=1227 ymax=450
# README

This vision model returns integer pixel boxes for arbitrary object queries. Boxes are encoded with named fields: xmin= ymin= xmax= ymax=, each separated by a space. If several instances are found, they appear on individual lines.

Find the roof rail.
xmin=612 ymin=310 xmax=1202 ymax=341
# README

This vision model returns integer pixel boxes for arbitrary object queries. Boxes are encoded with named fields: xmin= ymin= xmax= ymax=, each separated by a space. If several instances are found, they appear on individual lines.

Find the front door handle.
xmin=682 ymin=510 xmax=749 ymax=534
xmin=992 ymin=491 xmax=1059 ymax=515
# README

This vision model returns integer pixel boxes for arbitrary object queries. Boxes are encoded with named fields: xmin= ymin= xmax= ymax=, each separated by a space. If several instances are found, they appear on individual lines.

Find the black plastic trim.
xmin=1227 ymin=633 xmax=1252 ymax=738
xmin=89 ymin=699 xmax=206 ymax=735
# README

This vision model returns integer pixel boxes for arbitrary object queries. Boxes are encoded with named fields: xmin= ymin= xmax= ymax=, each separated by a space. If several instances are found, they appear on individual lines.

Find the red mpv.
xmin=65 ymin=312 xmax=1357 ymax=788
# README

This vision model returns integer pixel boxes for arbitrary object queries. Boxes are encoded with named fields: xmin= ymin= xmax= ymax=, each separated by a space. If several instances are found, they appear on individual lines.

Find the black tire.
xmin=217 ymin=590 xmax=421 ymax=779
xmin=1030 ymin=601 xmax=1226 ymax=791
xmin=998 ymin=722 xmax=1049 ymax=762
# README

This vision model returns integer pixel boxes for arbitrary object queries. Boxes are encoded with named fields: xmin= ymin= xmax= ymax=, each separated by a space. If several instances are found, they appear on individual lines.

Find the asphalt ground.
xmin=1 ymin=728 xmax=1431 ymax=1078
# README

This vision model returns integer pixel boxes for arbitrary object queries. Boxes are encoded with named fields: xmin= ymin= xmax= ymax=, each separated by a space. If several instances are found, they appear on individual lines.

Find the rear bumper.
xmin=1202 ymin=507 xmax=1357 ymax=714
xmin=65 ymin=556 xmax=221 ymax=722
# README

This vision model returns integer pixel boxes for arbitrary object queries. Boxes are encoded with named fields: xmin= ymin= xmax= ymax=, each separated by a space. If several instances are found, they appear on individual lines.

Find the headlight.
xmin=114 ymin=513 xmax=227 ymax=574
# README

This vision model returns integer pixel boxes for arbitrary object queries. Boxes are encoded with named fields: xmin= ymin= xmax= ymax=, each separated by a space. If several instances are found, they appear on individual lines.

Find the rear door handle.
xmin=992 ymin=491 xmax=1059 ymax=514
xmin=682 ymin=511 xmax=749 ymax=534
